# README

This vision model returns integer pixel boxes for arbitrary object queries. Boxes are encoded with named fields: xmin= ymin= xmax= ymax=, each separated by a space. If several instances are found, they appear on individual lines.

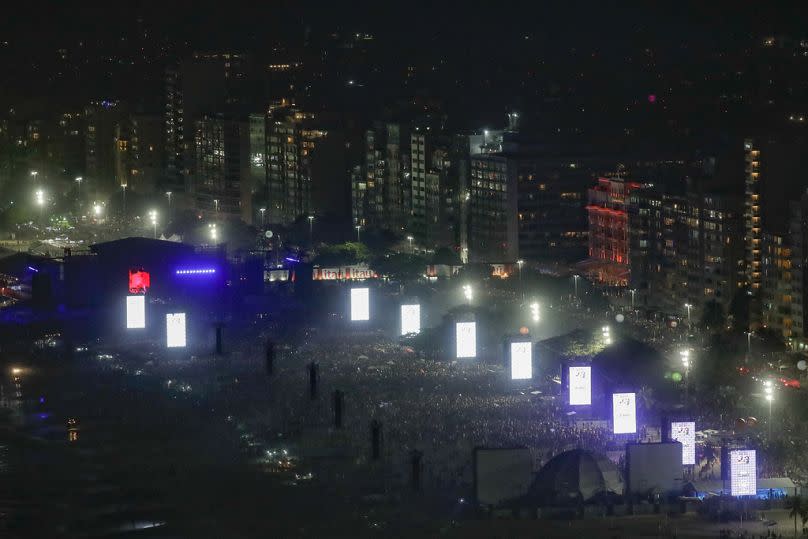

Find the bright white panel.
xmin=510 ymin=342 xmax=532 ymax=380
xmin=400 ymin=304 xmax=421 ymax=335
xmin=569 ymin=365 xmax=592 ymax=405
xmin=126 ymin=295 xmax=145 ymax=329
xmin=350 ymin=288 xmax=369 ymax=321
xmin=455 ymin=322 xmax=476 ymax=358
xmin=671 ymin=421 xmax=696 ymax=465
xmin=166 ymin=312 xmax=186 ymax=348
xmin=612 ymin=392 xmax=637 ymax=434
xmin=730 ymin=450 xmax=757 ymax=496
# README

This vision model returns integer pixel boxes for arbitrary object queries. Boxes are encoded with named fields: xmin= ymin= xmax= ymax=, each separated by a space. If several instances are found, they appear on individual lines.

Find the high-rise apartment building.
xmin=193 ymin=112 xmax=252 ymax=223
xmin=165 ymin=53 xmax=254 ymax=196
xmin=409 ymin=130 xmax=468 ymax=250
xmin=129 ymin=114 xmax=164 ymax=194
xmin=266 ymin=108 xmax=348 ymax=225
xmin=470 ymin=137 xmax=600 ymax=264
xmin=358 ymin=122 xmax=410 ymax=232
xmin=625 ymin=181 xmax=742 ymax=318
xmin=744 ymin=138 xmax=763 ymax=295
xmin=468 ymin=153 xmax=518 ymax=262
xmin=583 ymin=177 xmax=643 ymax=286
xmin=86 ymin=100 xmax=125 ymax=195
xmin=762 ymin=233 xmax=793 ymax=342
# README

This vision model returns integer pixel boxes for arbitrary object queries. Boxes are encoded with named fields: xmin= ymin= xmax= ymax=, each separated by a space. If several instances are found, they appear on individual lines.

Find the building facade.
xmin=266 ymin=108 xmax=347 ymax=225
xmin=193 ymin=112 xmax=251 ymax=223
xmin=468 ymin=153 xmax=518 ymax=262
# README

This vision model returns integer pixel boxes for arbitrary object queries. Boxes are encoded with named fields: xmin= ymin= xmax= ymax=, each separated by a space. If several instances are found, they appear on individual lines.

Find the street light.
xmin=602 ymin=325 xmax=611 ymax=345
xmin=630 ymin=289 xmax=636 ymax=311
xmin=763 ymin=380 xmax=774 ymax=438
xmin=308 ymin=215 xmax=315 ymax=243
xmin=121 ymin=184 xmax=127 ymax=216
xmin=684 ymin=303 xmax=692 ymax=325
xmin=165 ymin=191 xmax=172 ymax=217
xmin=35 ymin=189 xmax=45 ymax=221
xmin=259 ymin=207 xmax=266 ymax=227
xmin=407 ymin=235 xmax=414 ymax=253
xmin=355 ymin=225 xmax=361 ymax=243
xmin=572 ymin=274 xmax=580 ymax=300
xmin=93 ymin=202 xmax=103 ymax=218
xmin=517 ymin=259 xmax=524 ymax=281
xmin=149 ymin=210 xmax=158 ymax=239
xmin=680 ymin=349 xmax=691 ymax=402
xmin=462 ymin=284 xmax=473 ymax=303
xmin=746 ymin=331 xmax=753 ymax=356
xmin=530 ymin=302 xmax=540 ymax=323
xmin=213 ymin=199 xmax=219 ymax=214
xmin=209 ymin=223 xmax=218 ymax=242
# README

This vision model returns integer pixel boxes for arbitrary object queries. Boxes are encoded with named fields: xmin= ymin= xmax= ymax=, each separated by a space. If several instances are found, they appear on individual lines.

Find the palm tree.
xmin=787 ymin=495 xmax=805 ymax=537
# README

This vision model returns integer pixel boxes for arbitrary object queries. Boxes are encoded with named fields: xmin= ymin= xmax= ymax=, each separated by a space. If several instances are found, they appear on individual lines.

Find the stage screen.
xmin=128 ymin=270 xmax=150 ymax=294
xmin=671 ymin=421 xmax=696 ymax=465
xmin=569 ymin=365 xmax=592 ymax=405
xmin=400 ymin=304 xmax=421 ymax=335
xmin=510 ymin=342 xmax=532 ymax=380
xmin=612 ymin=392 xmax=637 ymax=434
xmin=730 ymin=450 xmax=757 ymax=496
xmin=350 ymin=288 xmax=370 ymax=321
xmin=166 ymin=313 xmax=186 ymax=348
xmin=126 ymin=295 xmax=146 ymax=329
xmin=456 ymin=322 xmax=476 ymax=358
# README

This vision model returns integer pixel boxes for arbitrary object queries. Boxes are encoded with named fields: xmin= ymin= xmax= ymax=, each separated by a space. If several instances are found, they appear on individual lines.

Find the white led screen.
xmin=400 ymin=304 xmax=421 ymax=335
xmin=166 ymin=313 xmax=187 ymax=348
xmin=671 ymin=421 xmax=696 ymax=465
xmin=455 ymin=322 xmax=476 ymax=358
xmin=612 ymin=392 xmax=637 ymax=434
xmin=510 ymin=342 xmax=532 ymax=380
xmin=730 ymin=450 xmax=757 ymax=496
xmin=569 ymin=365 xmax=592 ymax=405
xmin=126 ymin=295 xmax=145 ymax=329
xmin=350 ymin=288 xmax=370 ymax=321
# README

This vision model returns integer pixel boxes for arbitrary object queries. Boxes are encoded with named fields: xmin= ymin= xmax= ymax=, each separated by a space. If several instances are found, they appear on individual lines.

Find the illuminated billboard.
xmin=400 ymin=304 xmax=421 ymax=335
xmin=456 ymin=322 xmax=476 ymax=358
xmin=166 ymin=313 xmax=186 ymax=348
xmin=612 ymin=392 xmax=637 ymax=434
xmin=313 ymin=265 xmax=377 ymax=281
xmin=730 ymin=450 xmax=757 ymax=496
xmin=671 ymin=421 xmax=696 ymax=465
xmin=510 ymin=342 xmax=532 ymax=380
xmin=126 ymin=295 xmax=145 ymax=329
xmin=350 ymin=288 xmax=370 ymax=321
xmin=569 ymin=365 xmax=592 ymax=405
xmin=128 ymin=269 xmax=150 ymax=294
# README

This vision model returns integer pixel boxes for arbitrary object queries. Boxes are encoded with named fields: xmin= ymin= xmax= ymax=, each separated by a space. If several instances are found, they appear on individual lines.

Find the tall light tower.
xmin=149 ymin=210 xmax=158 ymax=239
xmin=35 ymin=189 xmax=45 ymax=221
xmin=763 ymin=380 xmax=774 ymax=438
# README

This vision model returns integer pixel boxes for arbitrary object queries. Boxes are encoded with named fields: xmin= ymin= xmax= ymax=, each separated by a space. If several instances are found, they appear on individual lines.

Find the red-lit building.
xmin=579 ymin=177 xmax=643 ymax=286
